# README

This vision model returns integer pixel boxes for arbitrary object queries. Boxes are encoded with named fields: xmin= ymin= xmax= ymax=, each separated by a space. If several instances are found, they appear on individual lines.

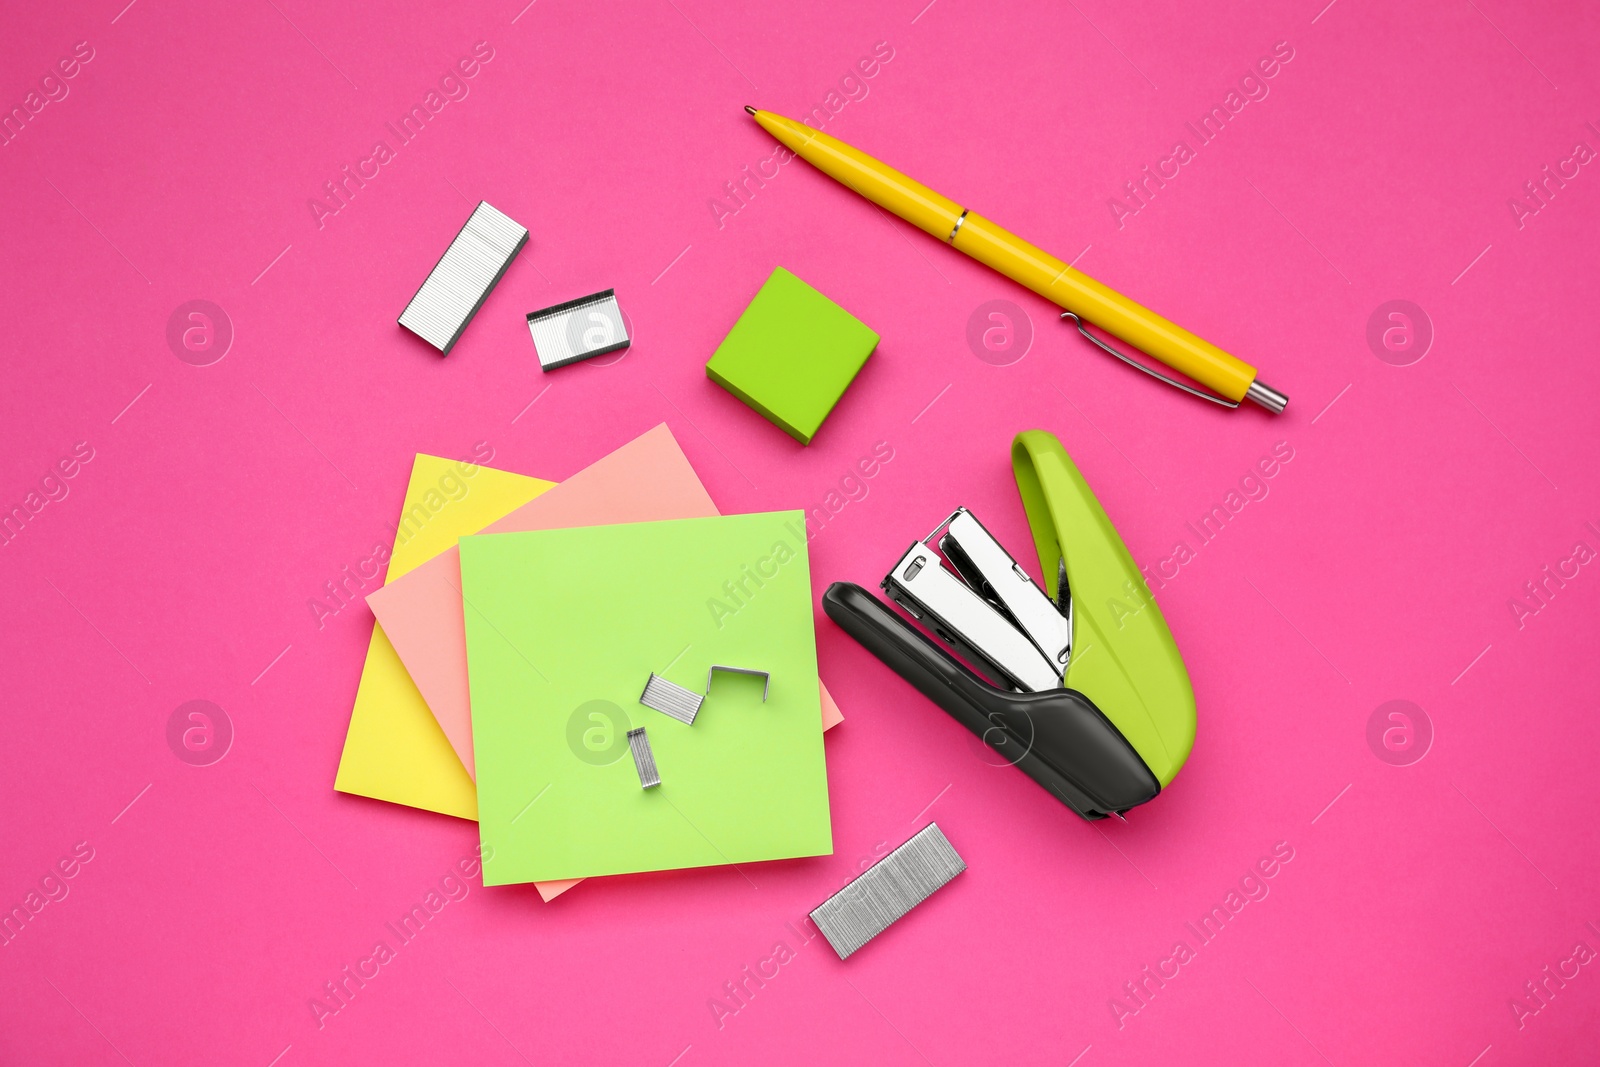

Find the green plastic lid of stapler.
xmin=1012 ymin=429 xmax=1195 ymax=788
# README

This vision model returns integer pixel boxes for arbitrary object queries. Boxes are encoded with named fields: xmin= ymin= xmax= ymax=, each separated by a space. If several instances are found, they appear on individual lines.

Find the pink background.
xmin=3 ymin=0 xmax=1599 ymax=1064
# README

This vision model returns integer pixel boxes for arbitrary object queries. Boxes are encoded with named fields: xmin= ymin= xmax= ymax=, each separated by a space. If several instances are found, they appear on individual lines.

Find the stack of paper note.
xmin=334 ymin=425 xmax=839 ymax=899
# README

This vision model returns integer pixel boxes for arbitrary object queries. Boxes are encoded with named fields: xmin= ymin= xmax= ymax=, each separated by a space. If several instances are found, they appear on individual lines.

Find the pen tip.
xmin=743 ymin=105 xmax=757 ymax=115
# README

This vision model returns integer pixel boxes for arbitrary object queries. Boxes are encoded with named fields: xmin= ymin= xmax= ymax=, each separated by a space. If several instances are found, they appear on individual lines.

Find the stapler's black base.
xmin=823 ymin=582 xmax=1160 ymax=820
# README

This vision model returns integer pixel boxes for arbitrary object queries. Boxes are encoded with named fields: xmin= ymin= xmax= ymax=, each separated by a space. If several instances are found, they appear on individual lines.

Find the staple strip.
xmin=640 ymin=673 xmax=704 ymax=725
xmin=810 ymin=823 xmax=965 ymax=960
xmin=626 ymin=728 xmax=660 ymax=788
xmin=399 ymin=201 xmax=528 ymax=354
xmin=526 ymin=289 xmax=630 ymax=370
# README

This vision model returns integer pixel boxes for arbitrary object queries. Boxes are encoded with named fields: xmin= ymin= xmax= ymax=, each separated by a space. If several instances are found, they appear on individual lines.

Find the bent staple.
xmin=810 ymin=823 xmax=966 ymax=960
xmin=399 ymin=201 xmax=528 ymax=355
xmin=706 ymin=664 xmax=770 ymax=701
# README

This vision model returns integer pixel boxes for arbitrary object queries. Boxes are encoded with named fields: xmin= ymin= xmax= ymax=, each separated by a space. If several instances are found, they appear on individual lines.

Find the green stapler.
xmin=822 ymin=430 xmax=1195 ymax=820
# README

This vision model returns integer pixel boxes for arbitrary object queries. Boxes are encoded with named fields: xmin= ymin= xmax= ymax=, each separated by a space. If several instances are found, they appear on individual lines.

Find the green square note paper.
xmin=706 ymin=267 xmax=877 ymax=445
xmin=460 ymin=512 xmax=832 ymax=885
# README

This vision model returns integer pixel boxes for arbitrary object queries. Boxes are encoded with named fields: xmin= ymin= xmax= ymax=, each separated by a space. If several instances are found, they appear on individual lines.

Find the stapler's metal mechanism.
xmin=823 ymin=430 xmax=1196 ymax=821
xmin=883 ymin=508 xmax=1069 ymax=694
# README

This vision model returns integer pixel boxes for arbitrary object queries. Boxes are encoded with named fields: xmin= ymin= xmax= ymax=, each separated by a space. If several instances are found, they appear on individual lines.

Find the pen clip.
xmin=1061 ymin=313 xmax=1241 ymax=410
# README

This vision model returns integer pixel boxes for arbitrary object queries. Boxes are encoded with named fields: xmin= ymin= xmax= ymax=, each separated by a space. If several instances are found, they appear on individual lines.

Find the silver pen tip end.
xmin=1245 ymin=379 xmax=1289 ymax=414
xmin=744 ymin=105 xmax=758 ymax=115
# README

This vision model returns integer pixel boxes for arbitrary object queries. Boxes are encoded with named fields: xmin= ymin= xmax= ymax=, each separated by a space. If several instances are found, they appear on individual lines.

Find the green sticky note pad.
xmin=706 ymin=267 xmax=877 ymax=445
xmin=459 ymin=512 xmax=832 ymax=885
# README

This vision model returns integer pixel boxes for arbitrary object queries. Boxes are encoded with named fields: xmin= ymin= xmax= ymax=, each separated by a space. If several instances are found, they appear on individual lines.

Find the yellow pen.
xmin=745 ymin=107 xmax=1288 ymax=414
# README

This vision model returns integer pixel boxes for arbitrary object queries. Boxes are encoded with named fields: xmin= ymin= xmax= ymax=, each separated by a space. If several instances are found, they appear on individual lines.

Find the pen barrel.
xmin=953 ymin=214 xmax=1257 ymax=402
xmin=757 ymin=108 xmax=1260 ymax=403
